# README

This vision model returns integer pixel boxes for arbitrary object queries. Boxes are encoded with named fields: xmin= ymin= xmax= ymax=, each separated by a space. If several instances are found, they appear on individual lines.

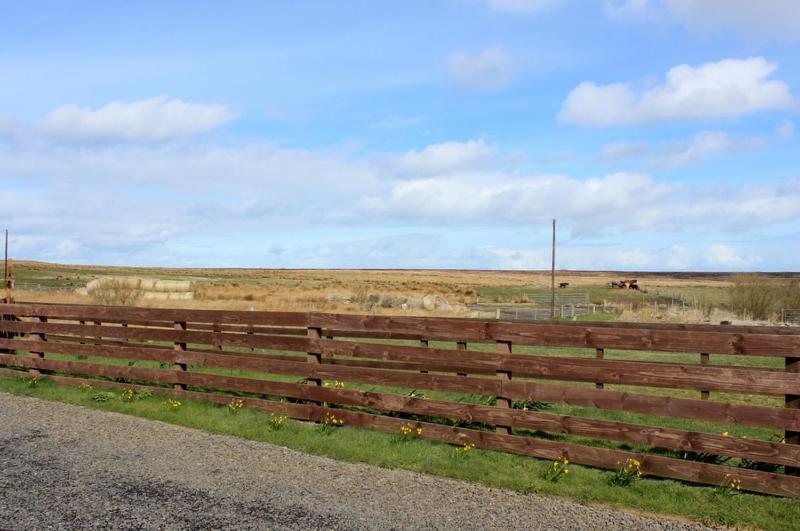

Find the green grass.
xmin=1 ymin=375 xmax=799 ymax=530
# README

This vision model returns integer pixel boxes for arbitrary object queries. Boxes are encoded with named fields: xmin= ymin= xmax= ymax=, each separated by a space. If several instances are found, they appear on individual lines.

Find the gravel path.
xmin=0 ymin=392 xmax=709 ymax=530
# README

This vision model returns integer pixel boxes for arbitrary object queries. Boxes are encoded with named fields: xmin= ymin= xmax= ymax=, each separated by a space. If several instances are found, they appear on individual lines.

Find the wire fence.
xmin=470 ymin=302 xmax=610 ymax=320
xmin=13 ymin=282 xmax=75 ymax=293
xmin=782 ymin=309 xmax=800 ymax=325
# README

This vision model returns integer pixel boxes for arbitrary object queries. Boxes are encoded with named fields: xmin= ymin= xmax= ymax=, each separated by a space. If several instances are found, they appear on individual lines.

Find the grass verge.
xmin=1 ymin=376 xmax=799 ymax=530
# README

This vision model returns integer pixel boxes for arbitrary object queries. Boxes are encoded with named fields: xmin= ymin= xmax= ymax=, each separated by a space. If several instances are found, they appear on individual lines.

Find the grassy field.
xmin=13 ymin=260 xmax=800 ymax=325
xmin=4 ymin=261 xmax=800 ymax=528
xmin=1 ymin=375 xmax=799 ymax=530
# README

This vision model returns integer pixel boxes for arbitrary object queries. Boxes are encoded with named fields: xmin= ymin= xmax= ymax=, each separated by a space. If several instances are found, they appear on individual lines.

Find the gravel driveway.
xmin=0 ymin=392 xmax=708 ymax=530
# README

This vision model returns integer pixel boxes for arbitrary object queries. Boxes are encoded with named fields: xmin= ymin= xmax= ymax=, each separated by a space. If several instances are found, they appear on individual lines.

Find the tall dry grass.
xmin=727 ymin=274 xmax=800 ymax=321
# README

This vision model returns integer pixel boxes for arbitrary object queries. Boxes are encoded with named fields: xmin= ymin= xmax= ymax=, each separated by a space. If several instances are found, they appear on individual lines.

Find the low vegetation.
xmin=727 ymin=274 xmax=800 ymax=321
xmin=1 ymin=375 xmax=799 ymax=530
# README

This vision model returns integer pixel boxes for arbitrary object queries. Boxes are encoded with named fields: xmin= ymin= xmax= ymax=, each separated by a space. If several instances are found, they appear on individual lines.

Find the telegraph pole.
xmin=550 ymin=219 xmax=556 ymax=318
xmin=3 ymin=229 xmax=8 ymax=303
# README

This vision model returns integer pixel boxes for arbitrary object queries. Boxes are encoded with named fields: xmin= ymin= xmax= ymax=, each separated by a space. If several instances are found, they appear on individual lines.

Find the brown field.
xmin=8 ymin=261 xmax=800 ymax=325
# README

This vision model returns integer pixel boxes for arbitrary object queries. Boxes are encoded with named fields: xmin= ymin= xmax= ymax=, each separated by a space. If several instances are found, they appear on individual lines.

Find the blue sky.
xmin=2 ymin=0 xmax=799 ymax=270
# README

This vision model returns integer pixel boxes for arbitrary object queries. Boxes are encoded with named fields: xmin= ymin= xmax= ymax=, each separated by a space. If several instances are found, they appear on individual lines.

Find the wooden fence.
xmin=0 ymin=302 xmax=799 ymax=497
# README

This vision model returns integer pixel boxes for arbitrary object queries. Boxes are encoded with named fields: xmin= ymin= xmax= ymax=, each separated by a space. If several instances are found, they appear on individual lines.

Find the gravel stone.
xmin=0 ymin=392 xmax=710 ymax=530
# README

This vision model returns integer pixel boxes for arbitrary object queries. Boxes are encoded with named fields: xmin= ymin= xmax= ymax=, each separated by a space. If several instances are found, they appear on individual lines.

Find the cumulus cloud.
xmin=559 ymin=57 xmax=795 ymax=126
xmin=653 ymin=131 xmax=750 ymax=169
xmin=704 ymin=243 xmax=755 ymax=268
xmin=447 ymin=46 xmax=513 ymax=92
xmin=485 ymin=0 xmax=564 ymax=14
xmin=358 ymin=172 xmax=677 ymax=231
xmin=395 ymin=139 xmax=495 ymax=175
xmin=598 ymin=129 xmax=779 ymax=169
xmin=2 ymin=128 xmax=799 ymax=269
xmin=37 ymin=95 xmax=236 ymax=142
xmin=358 ymin=170 xmax=800 ymax=237
xmin=666 ymin=0 xmax=800 ymax=41
xmin=595 ymin=141 xmax=649 ymax=162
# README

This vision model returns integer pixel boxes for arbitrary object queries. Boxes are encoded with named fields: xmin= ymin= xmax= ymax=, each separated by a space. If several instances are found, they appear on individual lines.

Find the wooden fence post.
xmin=173 ymin=321 xmax=187 ymax=390
xmin=307 ymin=326 xmax=323 ymax=406
xmin=700 ymin=353 xmax=710 ymax=400
xmin=247 ymin=327 xmax=255 ymax=352
xmin=496 ymin=340 xmax=512 ymax=435
xmin=213 ymin=323 xmax=223 ymax=351
xmin=456 ymin=341 xmax=467 ymax=376
xmin=29 ymin=316 xmax=46 ymax=377
xmin=93 ymin=320 xmax=101 ymax=344
xmin=595 ymin=348 xmax=604 ymax=389
xmin=787 ymin=355 xmax=800 ymax=476
xmin=419 ymin=338 xmax=429 ymax=374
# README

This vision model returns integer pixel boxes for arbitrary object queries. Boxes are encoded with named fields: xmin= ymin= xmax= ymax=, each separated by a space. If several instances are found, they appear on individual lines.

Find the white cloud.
xmin=358 ymin=170 xmax=800 ymax=237
xmin=654 ymin=131 xmax=736 ymax=169
xmin=666 ymin=0 xmax=800 ymax=41
xmin=704 ymin=243 xmax=755 ymax=268
xmin=559 ymin=57 xmax=795 ymax=126
xmin=598 ymin=129 xmax=778 ymax=169
xmin=358 ymin=172 xmax=677 ymax=231
xmin=486 ymin=0 xmax=564 ymax=15
xmin=596 ymin=141 xmax=649 ymax=161
xmin=396 ymin=139 xmax=496 ymax=175
xmin=2 ymin=126 xmax=800 ymax=269
xmin=37 ymin=95 xmax=236 ymax=142
xmin=447 ymin=46 xmax=513 ymax=92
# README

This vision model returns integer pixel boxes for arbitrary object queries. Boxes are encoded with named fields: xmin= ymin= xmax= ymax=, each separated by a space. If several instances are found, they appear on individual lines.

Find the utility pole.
xmin=3 ymin=229 xmax=12 ymax=304
xmin=550 ymin=219 xmax=556 ymax=318
xmin=3 ymin=229 xmax=8 ymax=303
xmin=3 ymin=230 xmax=7 ymax=291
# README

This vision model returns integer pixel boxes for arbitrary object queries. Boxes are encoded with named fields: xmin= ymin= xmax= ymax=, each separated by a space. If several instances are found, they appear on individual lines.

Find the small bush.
xmin=609 ymin=459 xmax=642 ymax=486
xmin=267 ymin=413 xmax=288 ymax=431
xmin=90 ymin=279 xmax=142 ymax=306
xmin=452 ymin=442 xmax=476 ymax=459
xmin=227 ymin=398 xmax=244 ymax=414
xmin=392 ymin=422 xmax=422 ymax=443
xmin=92 ymin=391 xmax=116 ymax=402
xmin=317 ymin=412 xmax=344 ymax=435
xmin=543 ymin=457 xmax=570 ymax=483
xmin=727 ymin=274 xmax=775 ymax=320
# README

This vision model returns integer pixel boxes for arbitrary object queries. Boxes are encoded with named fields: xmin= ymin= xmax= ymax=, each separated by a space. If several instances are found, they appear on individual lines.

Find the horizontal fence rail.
xmin=1 ymin=301 xmax=799 ymax=497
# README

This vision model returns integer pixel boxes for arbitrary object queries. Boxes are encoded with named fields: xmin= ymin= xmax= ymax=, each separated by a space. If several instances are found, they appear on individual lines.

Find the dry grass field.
xmin=9 ymin=261 xmax=800 ymax=325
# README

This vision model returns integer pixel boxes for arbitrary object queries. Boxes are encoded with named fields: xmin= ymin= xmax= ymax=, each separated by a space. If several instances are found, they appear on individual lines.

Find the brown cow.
xmin=559 ymin=282 xmax=569 ymax=288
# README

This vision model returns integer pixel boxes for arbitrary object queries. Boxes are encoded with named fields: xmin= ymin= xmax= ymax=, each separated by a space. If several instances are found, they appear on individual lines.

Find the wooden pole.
xmin=3 ymin=229 xmax=10 ymax=304
xmin=495 ymin=340 xmax=512 ymax=435
xmin=595 ymin=348 xmax=604 ymax=389
xmin=173 ymin=321 xmax=187 ymax=390
xmin=786 ymin=355 xmax=800 ymax=476
xmin=307 ymin=326 xmax=323 ymax=407
xmin=550 ymin=219 xmax=556 ymax=319
xmin=700 ymin=353 xmax=710 ymax=400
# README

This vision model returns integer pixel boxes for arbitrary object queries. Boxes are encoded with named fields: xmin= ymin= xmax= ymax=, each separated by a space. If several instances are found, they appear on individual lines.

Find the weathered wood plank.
xmin=2 ymin=344 xmax=798 ymax=432
xmin=18 ymin=321 xmax=799 ymax=399
xmin=0 ymin=302 xmax=308 ymax=327
xmin=3 ymin=366 xmax=796 ymax=497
